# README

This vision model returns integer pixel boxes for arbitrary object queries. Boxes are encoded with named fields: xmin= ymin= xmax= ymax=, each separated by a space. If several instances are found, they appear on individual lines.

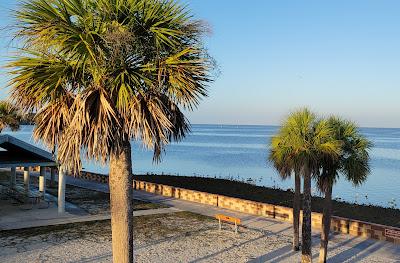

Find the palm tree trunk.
xmin=301 ymin=167 xmax=313 ymax=263
xmin=318 ymin=184 xmax=333 ymax=263
xmin=293 ymin=171 xmax=301 ymax=251
xmin=109 ymin=140 xmax=133 ymax=263
xmin=50 ymin=167 xmax=56 ymax=188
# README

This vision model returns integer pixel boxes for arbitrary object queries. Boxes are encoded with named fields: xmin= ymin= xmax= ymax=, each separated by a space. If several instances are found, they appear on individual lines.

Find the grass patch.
xmin=133 ymin=174 xmax=400 ymax=228
xmin=0 ymin=171 xmax=9 ymax=181
xmin=46 ymin=184 xmax=167 ymax=214
xmin=134 ymin=199 xmax=168 ymax=210
xmin=0 ymin=219 xmax=111 ymax=240
xmin=133 ymin=211 xmax=213 ymax=238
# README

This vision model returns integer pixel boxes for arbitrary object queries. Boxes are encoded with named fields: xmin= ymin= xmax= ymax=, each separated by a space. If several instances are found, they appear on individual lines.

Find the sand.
xmin=0 ymin=211 xmax=395 ymax=263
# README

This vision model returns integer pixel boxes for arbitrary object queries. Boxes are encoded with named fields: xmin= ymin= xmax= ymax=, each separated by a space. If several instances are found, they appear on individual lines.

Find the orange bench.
xmin=215 ymin=214 xmax=241 ymax=233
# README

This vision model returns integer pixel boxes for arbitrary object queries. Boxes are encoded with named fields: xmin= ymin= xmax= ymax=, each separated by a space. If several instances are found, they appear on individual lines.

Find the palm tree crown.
xmin=8 ymin=0 xmax=213 ymax=172
xmin=272 ymin=109 xmax=341 ymax=175
xmin=317 ymin=117 xmax=372 ymax=192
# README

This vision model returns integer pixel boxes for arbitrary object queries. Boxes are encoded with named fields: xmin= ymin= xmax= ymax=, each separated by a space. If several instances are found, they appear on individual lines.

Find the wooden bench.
xmin=215 ymin=214 xmax=241 ymax=233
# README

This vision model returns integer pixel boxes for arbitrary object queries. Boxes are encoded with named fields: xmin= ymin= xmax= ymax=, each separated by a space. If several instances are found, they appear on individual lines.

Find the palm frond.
xmin=316 ymin=116 xmax=372 ymax=191
xmin=9 ymin=0 xmax=214 ymax=173
xmin=0 ymin=100 xmax=22 ymax=132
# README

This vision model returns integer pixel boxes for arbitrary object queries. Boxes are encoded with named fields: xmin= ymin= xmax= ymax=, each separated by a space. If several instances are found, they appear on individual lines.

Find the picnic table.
xmin=6 ymin=184 xmax=46 ymax=208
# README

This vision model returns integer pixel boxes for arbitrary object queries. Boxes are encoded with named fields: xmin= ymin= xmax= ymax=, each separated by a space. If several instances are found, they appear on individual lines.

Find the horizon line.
xmin=15 ymin=122 xmax=400 ymax=130
xmin=189 ymin=122 xmax=400 ymax=129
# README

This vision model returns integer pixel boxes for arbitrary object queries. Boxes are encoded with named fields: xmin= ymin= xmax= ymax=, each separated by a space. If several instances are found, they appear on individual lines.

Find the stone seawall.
xmin=76 ymin=171 xmax=400 ymax=245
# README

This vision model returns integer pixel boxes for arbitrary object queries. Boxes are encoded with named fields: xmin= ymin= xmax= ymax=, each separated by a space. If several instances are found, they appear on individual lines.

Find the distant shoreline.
xmin=13 ymin=123 xmax=400 ymax=129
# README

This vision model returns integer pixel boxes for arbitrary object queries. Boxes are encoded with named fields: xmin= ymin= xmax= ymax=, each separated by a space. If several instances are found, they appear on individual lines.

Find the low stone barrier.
xmin=348 ymin=219 xmax=400 ymax=243
xmin=76 ymin=171 xmax=400 ymax=245
xmin=79 ymin=171 xmax=109 ymax=184
xmin=330 ymin=216 xmax=349 ymax=234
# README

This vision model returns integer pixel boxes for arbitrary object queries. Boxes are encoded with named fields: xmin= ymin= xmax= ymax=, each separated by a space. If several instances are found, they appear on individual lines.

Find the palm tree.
xmin=8 ymin=1 xmax=213 ymax=262
xmin=317 ymin=117 xmax=371 ymax=263
xmin=269 ymin=132 xmax=302 ymax=251
xmin=272 ymin=109 xmax=341 ymax=263
xmin=0 ymin=100 xmax=21 ymax=133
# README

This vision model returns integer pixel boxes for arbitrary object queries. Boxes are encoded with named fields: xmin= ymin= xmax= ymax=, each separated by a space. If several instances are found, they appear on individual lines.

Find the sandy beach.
xmin=0 ymin=211 xmax=395 ymax=263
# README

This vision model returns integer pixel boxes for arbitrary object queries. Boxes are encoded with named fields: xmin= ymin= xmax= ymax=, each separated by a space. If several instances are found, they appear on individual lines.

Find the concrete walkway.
xmin=0 ymin=206 xmax=181 ymax=231
xmin=61 ymin=175 xmax=400 ymax=263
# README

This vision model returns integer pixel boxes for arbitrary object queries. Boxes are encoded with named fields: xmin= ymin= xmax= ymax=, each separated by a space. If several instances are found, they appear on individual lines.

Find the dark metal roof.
xmin=0 ymin=135 xmax=57 ymax=168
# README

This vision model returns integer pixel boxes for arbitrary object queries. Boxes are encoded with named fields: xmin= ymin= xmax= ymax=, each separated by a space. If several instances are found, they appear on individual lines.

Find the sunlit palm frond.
xmin=157 ymin=47 xmax=210 ymax=109
xmin=8 ymin=51 xmax=82 ymax=110
xmin=269 ymin=108 xmax=341 ymax=183
xmin=0 ymin=100 xmax=22 ymax=133
xmin=33 ymin=95 xmax=73 ymax=149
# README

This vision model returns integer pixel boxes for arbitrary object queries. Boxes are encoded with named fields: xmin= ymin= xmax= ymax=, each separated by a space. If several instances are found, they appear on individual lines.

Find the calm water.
xmin=3 ymin=124 xmax=400 ymax=208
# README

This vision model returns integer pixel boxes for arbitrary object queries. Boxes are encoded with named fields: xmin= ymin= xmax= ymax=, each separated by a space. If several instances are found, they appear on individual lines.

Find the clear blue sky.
xmin=1 ymin=1 xmax=400 ymax=128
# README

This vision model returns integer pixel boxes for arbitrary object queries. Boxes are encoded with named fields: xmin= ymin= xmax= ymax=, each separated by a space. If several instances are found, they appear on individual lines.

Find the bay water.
xmin=3 ymin=124 xmax=400 ymax=208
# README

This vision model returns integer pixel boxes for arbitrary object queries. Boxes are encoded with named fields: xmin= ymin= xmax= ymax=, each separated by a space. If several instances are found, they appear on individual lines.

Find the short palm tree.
xmin=269 ymin=132 xmax=302 ymax=251
xmin=274 ymin=109 xmax=341 ymax=263
xmin=0 ymin=100 xmax=21 ymax=133
xmin=9 ymin=0 xmax=213 ymax=262
xmin=317 ymin=117 xmax=371 ymax=263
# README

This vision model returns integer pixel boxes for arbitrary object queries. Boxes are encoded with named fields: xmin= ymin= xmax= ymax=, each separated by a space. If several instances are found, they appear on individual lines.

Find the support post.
xmin=10 ymin=167 xmax=16 ymax=189
xmin=58 ymin=167 xmax=66 ymax=214
xmin=23 ymin=167 xmax=30 ymax=191
xmin=39 ymin=166 xmax=46 ymax=194
xmin=50 ymin=167 xmax=56 ymax=188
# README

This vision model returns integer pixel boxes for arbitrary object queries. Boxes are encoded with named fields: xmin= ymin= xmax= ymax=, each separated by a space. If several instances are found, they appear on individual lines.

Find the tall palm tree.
xmin=269 ymin=132 xmax=302 ymax=251
xmin=317 ymin=117 xmax=371 ymax=263
xmin=0 ymin=100 xmax=21 ymax=133
xmin=273 ymin=109 xmax=341 ymax=263
xmin=8 ymin=0 xmax=213 ymax=262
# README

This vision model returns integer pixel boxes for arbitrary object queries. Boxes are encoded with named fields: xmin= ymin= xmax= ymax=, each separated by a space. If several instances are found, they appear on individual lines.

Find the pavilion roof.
xmin=0 ymin=135 xmax=57 ymax=168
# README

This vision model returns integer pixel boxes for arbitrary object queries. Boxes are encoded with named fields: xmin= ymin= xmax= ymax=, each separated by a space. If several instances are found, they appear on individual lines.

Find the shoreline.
xmin=131 ymin=174 xmax=400 ymax=228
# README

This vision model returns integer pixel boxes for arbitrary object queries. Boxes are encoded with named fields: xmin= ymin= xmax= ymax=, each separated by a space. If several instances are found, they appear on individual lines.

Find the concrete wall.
xmin=76 ymin=171 xmax=400 ymax=245
xmin=78 ymin=171 xmax=109 ymax=184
